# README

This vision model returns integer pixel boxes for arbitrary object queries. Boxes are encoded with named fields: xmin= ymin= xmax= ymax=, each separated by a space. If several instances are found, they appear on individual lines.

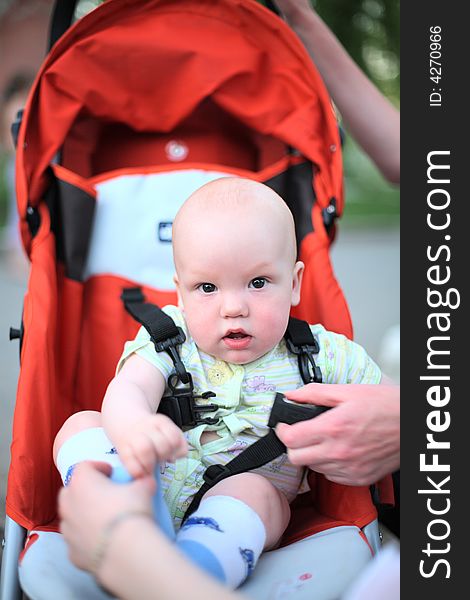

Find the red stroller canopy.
xmin=16 ymin=0 xmax=343 ymax=254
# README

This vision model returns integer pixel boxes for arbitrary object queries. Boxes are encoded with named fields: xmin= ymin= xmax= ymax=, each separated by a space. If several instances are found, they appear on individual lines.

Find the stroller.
xmin=1 ymin=1 xmax=393 ymax=598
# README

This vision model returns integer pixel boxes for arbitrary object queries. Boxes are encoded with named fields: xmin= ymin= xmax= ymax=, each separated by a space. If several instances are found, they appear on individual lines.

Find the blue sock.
xmin=175 ymin=496 xmax=266 ymax=588
xmin=152 ymin=468 xmax=176 ymax=541
xmin=111 ymin=465 xmax=175 ymax=541
xmin=176 ymin=540 xmax=226 ymax=583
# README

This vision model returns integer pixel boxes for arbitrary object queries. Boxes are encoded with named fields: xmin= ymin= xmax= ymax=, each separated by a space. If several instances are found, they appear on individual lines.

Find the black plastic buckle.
xmin=154 ymin=327 xmax=189 ymax=384
xmin=203 ymin=464 xmax=232 ymax=486
xmin=285 ymin=338 xmax=322 ymax=383
xmin=161 ymin=372 xmax=219 ymax=428
xmin=268 ymin=393 xmax=329 ymax=428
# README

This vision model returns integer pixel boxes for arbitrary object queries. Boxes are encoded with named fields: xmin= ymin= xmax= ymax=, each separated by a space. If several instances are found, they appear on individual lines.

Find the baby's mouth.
xmin=223 ymin=330 xmax=252 ymax=349
xmin=225 ymin=332 xmax=248 ymax=339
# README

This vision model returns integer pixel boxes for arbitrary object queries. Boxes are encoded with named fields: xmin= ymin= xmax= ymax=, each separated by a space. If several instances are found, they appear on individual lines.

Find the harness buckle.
xmin=153 ymin=327 xmax=189 ymax=383
xmin=268 ymin=393 xmax=329 ymax=428
xmin=160 ymin=373 xmax=219 ymax=428
xmin=285 ymin=338 xmax=322 ymax=383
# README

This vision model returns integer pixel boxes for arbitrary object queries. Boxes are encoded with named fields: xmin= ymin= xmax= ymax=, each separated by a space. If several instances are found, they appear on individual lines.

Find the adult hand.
xmin=275 ymin=383 xmax=400 ymax=485
xmin=58 ymin=461 xmax=155 ymax=572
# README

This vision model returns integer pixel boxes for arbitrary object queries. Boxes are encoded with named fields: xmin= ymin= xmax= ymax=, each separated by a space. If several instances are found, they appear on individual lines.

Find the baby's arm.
xmin=102 ymin=353 xmax=187 ymax=478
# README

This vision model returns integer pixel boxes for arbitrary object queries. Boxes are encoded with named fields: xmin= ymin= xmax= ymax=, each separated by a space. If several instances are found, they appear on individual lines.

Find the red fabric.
xmin=281 ymin=471 xmax=378 ymax=546
xmin=6 ymin=0 xmax=383 ymax=536
xmin=18 ymin=533 xmax=39 ymax=566
xmin=292 ymin=204 xmax=353 ymax=338
xmin=377 ymin=475 xmax=395 ymax=506
xmin=16 ymin=0 xmax=343 ymax=254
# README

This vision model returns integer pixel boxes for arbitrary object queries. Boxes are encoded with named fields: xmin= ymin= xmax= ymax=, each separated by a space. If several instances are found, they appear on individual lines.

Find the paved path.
xmin=0 ymin=225 xmax=399 ymax=547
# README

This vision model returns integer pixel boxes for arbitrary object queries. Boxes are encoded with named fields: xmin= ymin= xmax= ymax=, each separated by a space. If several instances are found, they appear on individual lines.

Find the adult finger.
xmin=57 ymin=486 xmax=70 ymax=521
xmin=131 ymin=473 xmax=157 ymax=496
xmin=286 ymin=444 xmax=332 ymax=468
xmin=286 ymin=447 xmax=361 ymax=486
xmin=82 ymin=461 xmax=113 ymax=478
xmin=70 ymin=461 xmax=113 ymax=484
xmin=275 ymin=411 xmax=331 ymax=449
xmin=284 ymin=383 xmax=355 ymax=407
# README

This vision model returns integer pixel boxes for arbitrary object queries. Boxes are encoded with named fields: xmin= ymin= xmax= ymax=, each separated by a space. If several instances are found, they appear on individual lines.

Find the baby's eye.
xmin=249 ymin=277 xmax=267 ymax=289
xmin=198 ymin=283 xmax=217 ymax=294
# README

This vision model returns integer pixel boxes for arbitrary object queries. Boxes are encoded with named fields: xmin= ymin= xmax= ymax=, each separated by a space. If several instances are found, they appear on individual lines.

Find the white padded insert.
xmin=84 ymin=169 xmax=232 ymax=289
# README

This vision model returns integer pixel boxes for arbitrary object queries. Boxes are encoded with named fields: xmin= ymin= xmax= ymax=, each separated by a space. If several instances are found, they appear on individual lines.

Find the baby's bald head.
xmin=171 ymin=177 xmax=304 ymax=362
xmin=172 ymin=177 xmax=297 ymax=270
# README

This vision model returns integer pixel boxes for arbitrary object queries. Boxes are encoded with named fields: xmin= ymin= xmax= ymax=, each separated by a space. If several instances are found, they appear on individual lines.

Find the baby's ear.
xmin=173 ymin=275 xmax=184 ymax=309
xmin=291 ymin=261 xmax=304 ymax=307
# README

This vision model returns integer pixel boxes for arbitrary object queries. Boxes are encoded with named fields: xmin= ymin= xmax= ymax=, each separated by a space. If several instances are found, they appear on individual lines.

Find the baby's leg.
xmin=205 ymin=472 xmax=290 ymax=549
xmin=53 ymin=410 xmax=102 ymax=465
xmin=53 ymin=411 xmax=176 ymax=540
xmin=53 ymin=411 xmax=120 ymax=485
xmin=176 ymin=473 xmax=290 ymax=588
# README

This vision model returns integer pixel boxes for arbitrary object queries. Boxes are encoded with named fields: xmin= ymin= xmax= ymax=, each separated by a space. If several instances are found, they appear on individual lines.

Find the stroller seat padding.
xmin=85 ymin=168 xmax=233 ymax=289
xmin=18 ymin=526 xmax=373 ymax=600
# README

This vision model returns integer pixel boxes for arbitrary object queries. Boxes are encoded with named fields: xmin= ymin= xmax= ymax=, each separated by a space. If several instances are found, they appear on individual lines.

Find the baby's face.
xmin=174 ymin=210 xmax=303 ymax=364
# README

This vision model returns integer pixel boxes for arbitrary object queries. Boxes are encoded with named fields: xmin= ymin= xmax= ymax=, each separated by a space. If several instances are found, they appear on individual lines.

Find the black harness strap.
xmin=121 ymin=288 xmax=189 ymax=384
xmin=184 ymin=429 xmax=286 ymax=520
xmin=284 ymin=317 xmax=322 ymax=384
xmin=48 ymin=0 xmax=79 ymax=51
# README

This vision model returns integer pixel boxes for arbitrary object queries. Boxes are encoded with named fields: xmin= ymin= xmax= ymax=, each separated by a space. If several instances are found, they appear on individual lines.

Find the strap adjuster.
xmin=285 ymin=338 xmax=322 ymax=383
xmin=154 ymin=327 xmax=188 ymax=383
xmin=160 ymin=373 xmax=219 ymax=428
xmin=203 ymin=464 xmax=232 ymax=486
xmin=268 ymin=393 xmax=329 ymax=428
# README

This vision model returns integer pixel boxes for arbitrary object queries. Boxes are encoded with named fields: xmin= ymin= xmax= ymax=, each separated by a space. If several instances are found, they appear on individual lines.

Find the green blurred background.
xmin=311 ymin=0 xmax=399 ymax=226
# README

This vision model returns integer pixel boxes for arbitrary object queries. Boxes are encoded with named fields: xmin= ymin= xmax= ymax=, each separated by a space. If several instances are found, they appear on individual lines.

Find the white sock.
xmin=176 ymin=495 xmax=266 ymax=588
xmin=55 ymin=427 xmax=121 ymax=485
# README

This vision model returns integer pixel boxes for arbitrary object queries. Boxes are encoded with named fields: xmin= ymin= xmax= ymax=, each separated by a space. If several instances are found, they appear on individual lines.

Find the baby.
xmin=54 ymin=177 xmax=382 ymax=589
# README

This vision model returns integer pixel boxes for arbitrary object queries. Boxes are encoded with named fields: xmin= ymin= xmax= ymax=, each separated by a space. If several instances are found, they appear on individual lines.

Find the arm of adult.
xmin=275 ymin=380 xmax=400 ymax=485
xmin=58 ymin=462 xmax=242 ymax=600
xmin=273 ymin=0 xmax=400 ymax=184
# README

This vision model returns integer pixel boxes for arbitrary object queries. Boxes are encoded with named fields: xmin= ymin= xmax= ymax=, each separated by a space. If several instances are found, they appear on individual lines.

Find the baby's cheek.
xmin=185 ymin=310 xmax=214 ymax=350
xmin=257 ymin=306 xmax=288 ymax=342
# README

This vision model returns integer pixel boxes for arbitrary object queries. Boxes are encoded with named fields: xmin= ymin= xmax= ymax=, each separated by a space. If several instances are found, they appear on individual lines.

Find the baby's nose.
xmin=220 ymin=293 xmax=248 ymax=318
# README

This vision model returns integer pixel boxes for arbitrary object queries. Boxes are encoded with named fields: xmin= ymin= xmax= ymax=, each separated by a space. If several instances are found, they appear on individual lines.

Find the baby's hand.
xmin=116 ymin=414 xmax=188 ymax=478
